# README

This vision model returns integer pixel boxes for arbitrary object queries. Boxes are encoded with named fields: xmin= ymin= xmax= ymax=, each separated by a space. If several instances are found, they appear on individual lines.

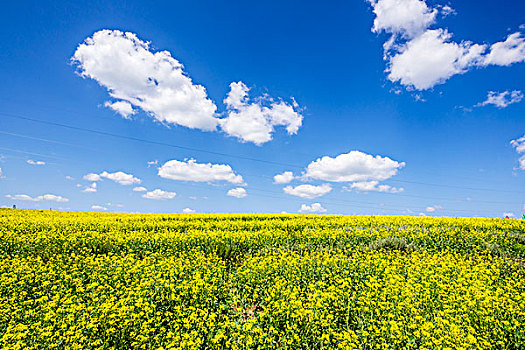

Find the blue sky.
xmin=1 ymin=0 xmax=524 ymax=216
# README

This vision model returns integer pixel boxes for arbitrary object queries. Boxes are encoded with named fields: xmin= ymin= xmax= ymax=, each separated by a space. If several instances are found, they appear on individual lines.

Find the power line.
xmin=389 ymin=179 xmax=525 ymax=194
xmin=0 ymin=112 xmax=304 ymax=169
xmin=2 ymin=111 xmax=524 ymax=196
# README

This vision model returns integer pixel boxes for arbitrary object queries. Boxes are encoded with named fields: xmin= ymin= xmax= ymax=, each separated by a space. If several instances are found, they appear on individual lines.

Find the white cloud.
xmin=440 ymin=5 xmax=455 ymax=17
xmin=100 ymin=171 xmax=141 ymax=185
xmin=158 ymin=159 xmax=244 ymax=184
xmin=83 ymin=171 xmax=141 ymax=185
xmin=387 ymin=29 xmax=486 ymax=90
xmin=305 ymin=150 xmax=405 ymax=182
xmin=142 ymin=189 xmax=176 ymax=200
xmin=106 ymin=203 xmax=124 ymax=208
xmin=426 ymin=205 xmax=442 ymax=213
xmin=82 ymin=182 xmax=97 ymax=193
xmin=91 ymin=205 xmax=108 ymax=211
xmin=104 ymin=100 xmax=135 ymax=119
xmin=65 ymin=176 xmax=74 ymax=180
xmin=369 ymin=0 xmax=437 ymax=38
xmin=83 ymin=173 xmax=101 ymax=181
xmin=6 ymin=194 xmax=69 ymax=202
xmin=27 ymin=159 xmax=46 ymax=165
xmin=219 ymin=82 xmax=303 ymax=145
xmin=147 ymin=160 xmax=158 ymax=167
xmin=227 ymin=187 xmax=247 ymax=198
xmin=503 ymin=212 xmax=515 ymax=218
xmin=283 ymin=184 xmax=332 ymax=199
xmin=183 ymin=207 xmax=196 ymax=213
xmin=299 ymin=202 xmax=327 ymax=213
xmin=368 ymin=0 xmax=525 ymax=90
xmin=273 ymin=171 xmax=295 ymax=184
xmin=483 ymin=33 xmax=525 ymax=66
xmin=476 ymin=90 xmax=523 ymax=108
xmin=511 ymin=135 xmax=525 ymax=170
xmin=133 ymin=186 xmax=147 ymax=192
xmin=72 ymin=30 xmax=218 ymax=131
xmin=344 ymin=180 xmax=404 ymax=193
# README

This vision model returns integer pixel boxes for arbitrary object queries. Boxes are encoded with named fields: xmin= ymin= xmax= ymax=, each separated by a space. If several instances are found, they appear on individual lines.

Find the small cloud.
xmin=299 ymin=202 xmax=327 ymax=213
xmin=83 ymin=171 xmax=141 ymax=185
xmin=343 ymin=181 xmax=403 ymax=193
xmin=82 ymin=182 xmax=97 ymax=193
xmin=273 ymin=171 xmax=294 ymax=184
xmin=182 ymin=208 xmax=196 ymax=213
xmin=227 ymin=187 xmax=247 ymax=198
xmin=284 ymin=184 xmax=332 ymax=199
xmin=147 ymin=160 xmax=159 ymax=168
xmin=106 ymin=202 xmax=124 ymax=208
xmin=425 ymin=205 xmax=443 ymax=213
xmin=503 ymin=212 xmax=515 ymax=218
xmin=27 ymin=159 xmax=45 ymax=165
xmin=475 ymin=90 xmax=523 ymax=108
xmin=133 ymin=186 xmax=147 ymax=192
xmin=83 ymin=173 xmax=101 ymax=181
xmin=440 ymin=5 xmax=456 ymax=17
xmin=158 ymin=159 xmax=244 ymax=185
xmin=91 ymin=205 xmax=108 ymax=211
xmin=104 ymin=100 xmax=135 ymax=119
xmin=142 ymin=189 xmax=176 ymax=200
xmin=65 ymin=176 xmax=74 ymax=180
xmin=511 ymin=135 xmax=525 ymax=170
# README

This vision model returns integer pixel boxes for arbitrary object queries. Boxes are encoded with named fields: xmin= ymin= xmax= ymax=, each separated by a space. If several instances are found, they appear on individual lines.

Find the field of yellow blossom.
xmin=0 ymin=209 xmax=524 ymax=349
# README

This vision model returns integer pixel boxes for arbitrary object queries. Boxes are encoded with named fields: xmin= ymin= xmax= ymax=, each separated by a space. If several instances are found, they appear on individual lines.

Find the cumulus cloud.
xmin=387 ymin=29 xmax=486 ymax=90
xmin=483 ymin=33 xmax=525 ymax=66
xmin=27 ymin=159 xmax=45 ymax=165
xmin=476 ymin=90 xmax=523 ymax=108
xmin=368 ymin=0 xmax=525 ymax=90
xmin=219 ymin=82 xmax=303 ymax=145
xmin=183 ymin=207 xmax=196 ymax=213
xmin=227 ymin=187 xmax=247 ymax=198
xmin=283 ymin=184 xmax=332 ymax=199
xmin=83 ymin=173 xmax=101 ymax=181
xmin=91 ymin=205 xmax=108 ymax=211
xmin=82 ymin=182 xmax=97 ymax=193
xmin=83 ymin=171 xmax=141 ymax=185
xmin=369 ymin=0 xmax=436 ymax=39
xmin=425 ymin=205 xmax=442 ymax=213
xmin=273 ymin=171 xmax=295 ymax=184
xmin=299 ymin=202 xmax=327 ymax=213
xmin=6 ymin=194 xmax=69 ymax=202
xmin=133 ymin=186 xmax=147 ymax=192
xmin=305 ymin=150 xmax=405 ymax=182
xmin=344 ymin=180 xmax=404 ymax=193
xmin=104 ymin=101 xmax=135 ymax=119
xmin=511 ymin=135 xmax=525 ymax=170
xmin=158 ymin=159 xmax=244 ymax=184
xmin=72 ymin=30 xmax=218 ymax=131
xmin=142 ymin=189 xmax=176 ymax=200
xmin=65 ymin=176 xmax=74 ymax=180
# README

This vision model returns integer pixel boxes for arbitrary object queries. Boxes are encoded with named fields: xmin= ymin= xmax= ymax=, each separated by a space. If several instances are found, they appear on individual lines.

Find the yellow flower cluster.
xmin=0 ymin=209 xmax=524 ymax=349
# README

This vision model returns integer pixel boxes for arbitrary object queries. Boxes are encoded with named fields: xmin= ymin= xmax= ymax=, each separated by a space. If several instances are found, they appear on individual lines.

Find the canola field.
xmin=0 ymin=210 xmax=524 ymax=350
